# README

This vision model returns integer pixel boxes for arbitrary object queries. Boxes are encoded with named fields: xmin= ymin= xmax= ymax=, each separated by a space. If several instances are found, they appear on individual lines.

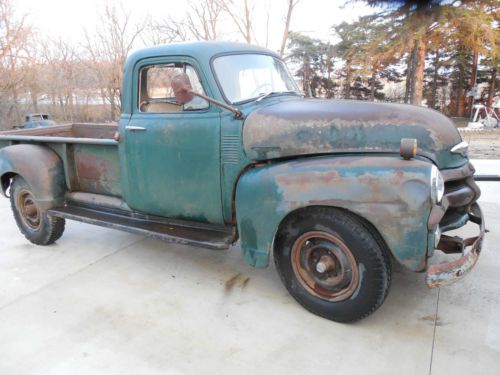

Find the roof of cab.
xmin=126 ymin=41 xmax=278 ymax=68
xmin=121 ymin=41 xmax=279 ymax=115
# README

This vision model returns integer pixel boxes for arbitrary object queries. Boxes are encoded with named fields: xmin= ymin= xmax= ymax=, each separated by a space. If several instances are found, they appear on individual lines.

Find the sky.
xmin=13 ymin=0 xmax=374 ymax=52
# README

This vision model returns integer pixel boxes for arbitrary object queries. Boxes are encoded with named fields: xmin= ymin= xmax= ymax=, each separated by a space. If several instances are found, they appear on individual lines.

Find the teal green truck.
xmin=0 ymin=42 xmax=485 ymax=322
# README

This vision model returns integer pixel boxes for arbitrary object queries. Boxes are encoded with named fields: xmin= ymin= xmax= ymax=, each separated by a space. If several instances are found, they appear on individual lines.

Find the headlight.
xmin=430 ymin=165 xmax=445 ymax=203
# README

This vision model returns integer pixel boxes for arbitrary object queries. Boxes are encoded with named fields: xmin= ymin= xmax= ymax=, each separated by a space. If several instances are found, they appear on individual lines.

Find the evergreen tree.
xmin=286 ymin=32 xmax=336 ymax=98
xmin=449 ymin=0 xmax=499 ymax=114
xmin=333 ymin=14 xmax=402 ymax=101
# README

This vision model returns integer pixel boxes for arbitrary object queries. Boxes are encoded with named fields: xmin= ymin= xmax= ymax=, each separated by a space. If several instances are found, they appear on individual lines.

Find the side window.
xmin=138 ymin=63 xmax=209 ymax=113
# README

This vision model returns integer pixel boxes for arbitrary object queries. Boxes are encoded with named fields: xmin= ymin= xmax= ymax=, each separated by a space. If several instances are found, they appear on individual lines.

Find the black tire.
xmin=274 ymin=207 xmax=391 ymax=323
xmin=10 ymin=176 xmax=65 ymax=245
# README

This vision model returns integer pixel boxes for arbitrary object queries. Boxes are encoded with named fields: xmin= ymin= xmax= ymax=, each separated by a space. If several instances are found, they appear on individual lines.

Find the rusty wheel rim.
xmin=291 ymin=231 xmax=359 ymax=302
xmin=17 ymin=189 xmax=41 ymax=230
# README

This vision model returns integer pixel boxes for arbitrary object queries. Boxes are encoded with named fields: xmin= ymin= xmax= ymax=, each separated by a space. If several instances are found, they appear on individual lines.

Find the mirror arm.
xmin=191 ymin=91 xmax=243 ymax=119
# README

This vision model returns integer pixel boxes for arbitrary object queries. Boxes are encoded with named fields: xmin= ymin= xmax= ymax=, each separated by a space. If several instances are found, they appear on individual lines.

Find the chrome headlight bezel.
xmin=430 ymin=165 xmax=445 ymax=204
xmin=434 ymin=226 xmax=442 ymax=248
xmin=450 ymin=141 xmax=469 ymax=158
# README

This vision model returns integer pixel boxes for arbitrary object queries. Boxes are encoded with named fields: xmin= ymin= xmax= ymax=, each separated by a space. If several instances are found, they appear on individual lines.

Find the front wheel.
xmin=274 ymin=207 xmax=391 ymax=323
xmin=10 ymin=176 xmax=65 ymax=245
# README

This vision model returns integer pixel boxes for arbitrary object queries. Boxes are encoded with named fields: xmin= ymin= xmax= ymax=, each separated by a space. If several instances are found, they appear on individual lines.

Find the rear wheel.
xmin=274 ymin=207 xmax=391 ymax=323
xmin=10 ymin=176 xmax=65 ymax=245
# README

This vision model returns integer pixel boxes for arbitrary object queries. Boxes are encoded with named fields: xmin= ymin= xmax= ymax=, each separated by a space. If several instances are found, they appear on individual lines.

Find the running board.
xmin=48 ymin=205 xmax=234 ymax=250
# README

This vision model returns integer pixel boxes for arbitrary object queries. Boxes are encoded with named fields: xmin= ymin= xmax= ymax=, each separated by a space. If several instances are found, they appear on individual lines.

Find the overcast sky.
xmin=14 ymin=0 xmax=374 ymax=52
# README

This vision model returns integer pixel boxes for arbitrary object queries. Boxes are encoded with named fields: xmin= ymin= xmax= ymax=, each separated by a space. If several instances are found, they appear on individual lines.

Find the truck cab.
xmin=0 ymin=42 xmax=485 ymax=323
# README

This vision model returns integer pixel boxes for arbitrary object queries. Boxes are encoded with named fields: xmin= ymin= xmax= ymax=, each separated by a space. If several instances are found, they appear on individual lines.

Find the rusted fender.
xmin=235 ymin=155 xmax=434 ymax=271
xmin=0 ymin=144 xmax=67 ymax=209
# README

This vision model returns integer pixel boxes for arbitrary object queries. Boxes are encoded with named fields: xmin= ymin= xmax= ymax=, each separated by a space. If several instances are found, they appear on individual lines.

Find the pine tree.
xmin=333 ymin=14 xmax=403 ymax=101
xmin=449 ymin=0 xmax=499 ymax=115
xmin=286 ymin=32 xmax=336 ymax=98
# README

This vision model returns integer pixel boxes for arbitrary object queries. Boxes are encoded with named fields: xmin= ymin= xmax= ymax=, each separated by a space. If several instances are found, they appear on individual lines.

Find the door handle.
xmin=126 ymin=126 xmax=147 ymax=131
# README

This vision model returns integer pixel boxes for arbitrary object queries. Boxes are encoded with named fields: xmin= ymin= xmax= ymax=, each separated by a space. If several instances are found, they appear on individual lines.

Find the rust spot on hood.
xmin=243 ymin=99 xmax=464 ymax=168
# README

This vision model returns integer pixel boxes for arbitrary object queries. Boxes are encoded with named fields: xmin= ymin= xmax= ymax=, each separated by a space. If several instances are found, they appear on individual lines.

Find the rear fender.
xmin=0 ymin=144 xmax=67 ymax=209
xmin=235 ymin=155 xmax=433 ymax=271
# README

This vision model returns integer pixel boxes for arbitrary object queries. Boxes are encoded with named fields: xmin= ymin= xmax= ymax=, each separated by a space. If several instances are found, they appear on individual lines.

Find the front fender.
xmin=0 ymin=144 xmax=67 ymax=209
xmin=235 ymin=155 xmax=433 ymax=271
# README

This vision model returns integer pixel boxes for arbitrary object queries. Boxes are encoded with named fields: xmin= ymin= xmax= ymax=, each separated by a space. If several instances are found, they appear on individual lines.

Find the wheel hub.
xmin=291 ymin=231 xmax=360 ymax=302
xmin=17 ymin=189 xmax=41 ymax=230
xmin=315 ymin=255 xmax=336 ymax=273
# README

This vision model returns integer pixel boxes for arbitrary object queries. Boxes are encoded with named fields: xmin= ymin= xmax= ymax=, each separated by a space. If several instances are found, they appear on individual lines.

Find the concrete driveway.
xmin=0 ymin=165 xmax=498 ymax=374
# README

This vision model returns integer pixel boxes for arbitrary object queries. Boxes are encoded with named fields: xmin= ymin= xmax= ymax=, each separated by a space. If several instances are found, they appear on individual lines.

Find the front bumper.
xmin=426 ymin=203 xmax=485 ymax=288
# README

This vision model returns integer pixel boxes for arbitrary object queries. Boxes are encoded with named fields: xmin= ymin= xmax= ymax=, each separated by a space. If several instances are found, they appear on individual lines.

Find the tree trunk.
xmin=11 ymin=87 xmax=22 ymax=126
xmin=404 ymin=49 xmax=413 ymax=103
xmin=244 ymin=0 xmax=251 ymax=43
xmin=279 ymin=0 xmax=295 ymax=57
xmin=303 ymin=63 xmax=312 ymax=98
xmin=110 ymin=91 xmax=117 ymax=120
xmin=31 ymin=92 xmax=39 ymax=112
xmin=429 ymin=51 xmax=440 ymax=109
xmin=411 ymin=38 xmax=426 ymax=105
xmin=457 ymin=64 xmax=466 ymax=117
xmin=467 ymin=47 xmax=479 ymax=116
xmin=406 ymin=43 xmax=417 ymax=103
xmin=487 ymin=67 xmax=497 ymax=107
xmin=370 ymin=72 xmax=376 ymax=101
xmin=59 ymin=97 xmax=66 ymax=120
xmin=344 ymin=64 xmax=351 ymax=99
xmin=449 ymin=89 xmax=456 ymax=116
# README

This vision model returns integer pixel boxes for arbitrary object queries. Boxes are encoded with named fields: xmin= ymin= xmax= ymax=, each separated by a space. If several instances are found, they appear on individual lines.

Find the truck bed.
xmin=0 ymin=123 xmax=236 ymax=248
xmin=0 ymin=123 xmax=121 ymax=197
xmin=0 ymin=123 xmax=118 ymax=142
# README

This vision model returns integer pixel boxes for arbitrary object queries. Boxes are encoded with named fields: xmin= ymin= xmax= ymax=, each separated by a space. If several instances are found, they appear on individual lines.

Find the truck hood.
xmin=242 ymin=99 xmax=465 ymax=168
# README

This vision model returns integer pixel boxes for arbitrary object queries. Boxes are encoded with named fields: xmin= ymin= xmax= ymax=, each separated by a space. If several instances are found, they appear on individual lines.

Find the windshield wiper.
xmin=255 ymin=91 xmax=302 ymax=102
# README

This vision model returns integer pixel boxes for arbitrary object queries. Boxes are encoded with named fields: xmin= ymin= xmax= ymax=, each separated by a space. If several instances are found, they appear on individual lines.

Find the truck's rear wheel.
xmin=274 ymin=207 xmax=391 ymax=323
xmin=10 ymin=176 xmax=65 ymax=245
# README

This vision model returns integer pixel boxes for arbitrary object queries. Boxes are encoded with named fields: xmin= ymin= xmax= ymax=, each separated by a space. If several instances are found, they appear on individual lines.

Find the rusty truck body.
xmin=0 ymin=42 xmax=485 ymax=322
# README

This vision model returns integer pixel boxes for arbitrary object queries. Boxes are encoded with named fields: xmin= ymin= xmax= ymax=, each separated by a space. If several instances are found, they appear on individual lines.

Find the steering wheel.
xmin=249 ymin=83 xmax=273 ymax=98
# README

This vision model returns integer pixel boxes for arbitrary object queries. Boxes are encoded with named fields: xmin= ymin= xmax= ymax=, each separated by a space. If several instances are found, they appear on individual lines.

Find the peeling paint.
xmin=236 ymin=155 xmax=434 ymax=271
xmin=243 ymin=99 xmax=465 ymax=168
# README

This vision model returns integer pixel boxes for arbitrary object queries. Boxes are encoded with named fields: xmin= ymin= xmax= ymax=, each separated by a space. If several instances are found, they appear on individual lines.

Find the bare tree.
xmin=38 ymin=38 xmax=81 ymax=121
xmin=84 ymin=3 xmax=146 ymax=120
xmin=279 ymin=0 xmax=300 ymax=57
xmin=263 ymin=0 xmax=270 ymax=48
xmin=0 ymin=0 xmax=31 ymax=129
xmin=184 ymin=0 xmax=224 ymax=40
xmin=142 ymin=13 xmax=188 ymax=46
xmin=145 ymin=0 xmax=224 ymax=45
xmin=219 ymin=0 xmax=254 ymax=43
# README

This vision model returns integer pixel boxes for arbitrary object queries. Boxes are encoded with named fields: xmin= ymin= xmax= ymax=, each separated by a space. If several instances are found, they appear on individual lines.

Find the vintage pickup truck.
xmin=23 ymin=113 xmax=56 ymax=129
xmin=0 ymin=42 xmax=485 ymax=322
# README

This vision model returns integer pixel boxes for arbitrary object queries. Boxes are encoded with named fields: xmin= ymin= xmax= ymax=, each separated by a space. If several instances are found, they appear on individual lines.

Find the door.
xmin=120 ymin=58 xmax=223 ymax=224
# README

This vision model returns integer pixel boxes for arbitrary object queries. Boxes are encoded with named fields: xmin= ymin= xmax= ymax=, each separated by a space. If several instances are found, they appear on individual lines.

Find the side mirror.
xmin=171 ymin=73 xmax=195 ymax=104
xmin=171 ymin=72 xmax=243 ymax=118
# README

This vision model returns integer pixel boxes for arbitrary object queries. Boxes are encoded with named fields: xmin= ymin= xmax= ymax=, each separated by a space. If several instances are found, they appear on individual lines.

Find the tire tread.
xmin=274 ymin=206 xmax=392 ymax=323
xmin=9 ymin=176 xmax=65 ymax=246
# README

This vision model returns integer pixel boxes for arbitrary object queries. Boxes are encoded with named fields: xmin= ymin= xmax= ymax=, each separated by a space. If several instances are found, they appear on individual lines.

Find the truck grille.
xmin=440 ymin=163 xmax=481 ymax=232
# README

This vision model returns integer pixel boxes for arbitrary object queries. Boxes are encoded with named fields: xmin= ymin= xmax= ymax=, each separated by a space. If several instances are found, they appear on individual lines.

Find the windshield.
xmin=213 ymin=54 xmax=299 ymax=104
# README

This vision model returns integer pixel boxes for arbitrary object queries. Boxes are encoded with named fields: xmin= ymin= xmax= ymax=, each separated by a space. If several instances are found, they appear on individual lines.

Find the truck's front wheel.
xmin=10 ymin=176 xmax=65 ymax=246
xmin=274 ymin=207 xmax=391 ymax=323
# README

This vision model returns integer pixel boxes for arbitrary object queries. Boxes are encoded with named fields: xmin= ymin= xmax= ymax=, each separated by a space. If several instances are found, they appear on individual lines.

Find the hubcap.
xmin=17 ymin=189 xmax=41 ymax=230
xmin=291 ymin=231 xmax=359 ymax=302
